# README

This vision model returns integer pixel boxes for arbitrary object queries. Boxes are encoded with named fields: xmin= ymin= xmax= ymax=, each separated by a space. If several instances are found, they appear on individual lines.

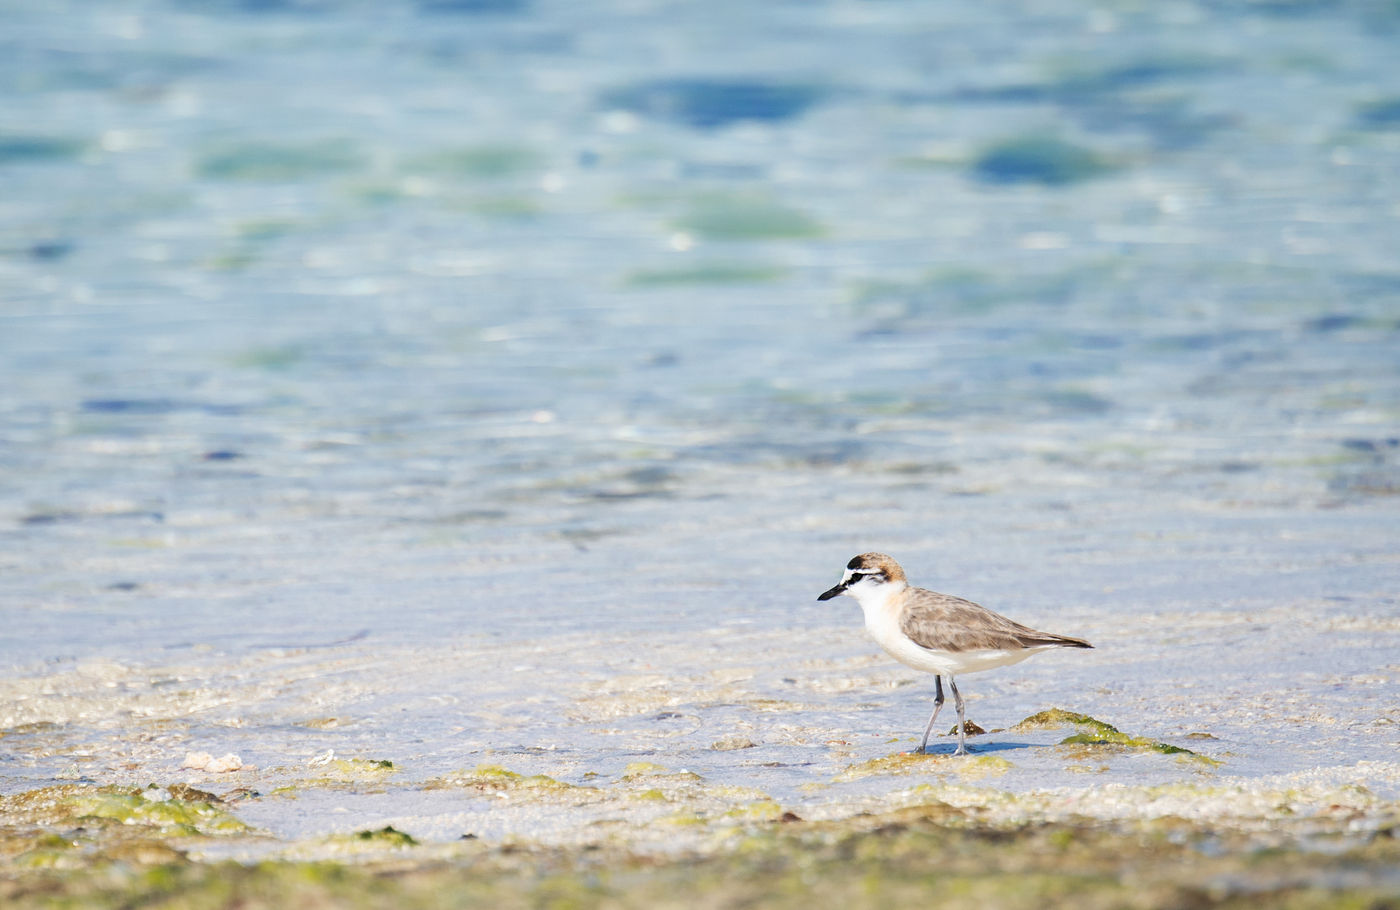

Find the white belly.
xmin=862 ymin=595 xmax=1039 ymax=677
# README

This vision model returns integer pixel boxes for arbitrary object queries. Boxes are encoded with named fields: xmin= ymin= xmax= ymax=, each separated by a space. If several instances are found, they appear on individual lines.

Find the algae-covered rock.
xmin=1013 ymin=708 xmax=1119 ymax=734
xmin=0 ymin=785 xmax=249 ymax=837
xmin=284 ymin=825 xmax=422 ymax=861
xmin=352 ymin=826 xmax=418 ymax=847
xmin=944 ymin=721 xmax=988 ymax=737
xmin=1014 ymin=709 xmax=1215 ymax=763
xmin=66 ymin=790 xmax=251 ymax=836
xmin=165 ymin=784 xmax=221 ymax=804
xmin=0 ymin=783 xmax=249 ymax=875
xmin=711 ymin=735 xmax=758 ymax=751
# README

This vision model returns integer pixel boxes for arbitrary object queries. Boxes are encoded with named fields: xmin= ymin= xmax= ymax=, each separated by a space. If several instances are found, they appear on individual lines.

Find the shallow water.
xmin=2 ymin=0 xmax=1399 ymax=856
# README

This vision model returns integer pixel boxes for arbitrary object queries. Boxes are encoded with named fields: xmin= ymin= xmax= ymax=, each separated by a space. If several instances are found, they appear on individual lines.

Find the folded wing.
xmin=899 ymin=589 xmax=1093 ymax=653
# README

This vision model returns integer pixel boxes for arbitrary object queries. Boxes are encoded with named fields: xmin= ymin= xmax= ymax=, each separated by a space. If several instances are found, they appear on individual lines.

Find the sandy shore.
xmin=4 ymin=622 xmax=1399 ymax=907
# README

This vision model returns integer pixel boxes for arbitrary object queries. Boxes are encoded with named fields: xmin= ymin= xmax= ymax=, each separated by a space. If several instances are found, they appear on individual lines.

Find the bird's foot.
xmin=952 ymin=745 xmax=971 ymax=757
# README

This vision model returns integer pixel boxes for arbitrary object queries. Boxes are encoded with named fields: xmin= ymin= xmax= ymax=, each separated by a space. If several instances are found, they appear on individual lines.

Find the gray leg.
xmin=918 ymin=676 xmax=945 ymax=754
xmin=949 ymin=677 xmax=969 ymax=756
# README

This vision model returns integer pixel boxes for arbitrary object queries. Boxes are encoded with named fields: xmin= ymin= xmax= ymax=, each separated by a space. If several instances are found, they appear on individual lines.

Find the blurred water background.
xmin=2 ymin=0 xmax=1399 ymax=797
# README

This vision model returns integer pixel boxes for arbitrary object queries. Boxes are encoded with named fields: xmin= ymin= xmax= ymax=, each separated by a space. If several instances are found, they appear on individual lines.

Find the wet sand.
xmin=4 ymin=606 xmax=1400 ymax=905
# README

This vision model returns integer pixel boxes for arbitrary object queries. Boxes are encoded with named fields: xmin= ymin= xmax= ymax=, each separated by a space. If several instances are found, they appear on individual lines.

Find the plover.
xmin=818 ymin=552 xmax=1092 ymax=756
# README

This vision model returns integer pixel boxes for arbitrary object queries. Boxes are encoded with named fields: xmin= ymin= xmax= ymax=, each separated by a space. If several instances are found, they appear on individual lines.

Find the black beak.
xmin=817 ymin=583 xmax=847 ymax=601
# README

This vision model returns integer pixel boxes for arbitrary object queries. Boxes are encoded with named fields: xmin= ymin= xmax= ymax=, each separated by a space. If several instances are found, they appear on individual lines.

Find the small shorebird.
xmin=818 ymin=552 xmax=1092 ymax=756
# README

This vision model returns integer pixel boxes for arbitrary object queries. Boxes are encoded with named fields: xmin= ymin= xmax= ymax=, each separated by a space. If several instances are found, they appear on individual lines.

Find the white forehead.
xmin=843 ymin=566 xmax=884 ymax=583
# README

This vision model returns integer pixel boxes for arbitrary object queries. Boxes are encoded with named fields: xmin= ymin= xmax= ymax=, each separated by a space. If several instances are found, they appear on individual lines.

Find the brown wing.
xmin=898 ymin=588 xmax=1093 ymax=653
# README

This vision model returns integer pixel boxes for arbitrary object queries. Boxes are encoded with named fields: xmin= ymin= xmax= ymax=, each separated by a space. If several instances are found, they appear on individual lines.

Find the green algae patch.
xmin=425 ymin=765 xmax=581 ymax=795
xmin=955 ymin=754 xmax=1013 ymax=780
xmin=301 ymin=757 xmax=399 ymax=787
xmin=13 ymin=846 xmax=78 ymax=870
xmin=0 ymin=785 xmax=249 ymax=839
xmin=290 ymin=826 xmax=423 ymax=861
xmin=1060 ymin=732 xmax=1189 ymax=755
xmin=621 ymin=761 xmax=668 ymax=780
xmin=66 ymin=791 xmax=251 ymax=836
xmin=835 ymin=751 xmax=944 ymax=781
xmin=836 ymin=750 xmax=1013 ymax=783
xmin=353 ymin=826 xmax=418 ymax=847
xmin=9 ymin=832 xmax=84 ymax=871
xmin=1015 ymin=708 xmax=1123 ymax=735
xmin=1014 ymin=709 xmax=1216 ymax=764
xmin=723 ymin=801 xmax=786 ymax=822
xmin=703 ymin=784 xmax=773 ymax=804
xmin=3 ymin=813 xmax=1400 ymax=909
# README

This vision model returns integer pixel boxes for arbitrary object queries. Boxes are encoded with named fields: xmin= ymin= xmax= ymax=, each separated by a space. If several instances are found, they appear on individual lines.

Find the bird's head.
xmin=817 ymin=552 xmax=907 ymax=602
